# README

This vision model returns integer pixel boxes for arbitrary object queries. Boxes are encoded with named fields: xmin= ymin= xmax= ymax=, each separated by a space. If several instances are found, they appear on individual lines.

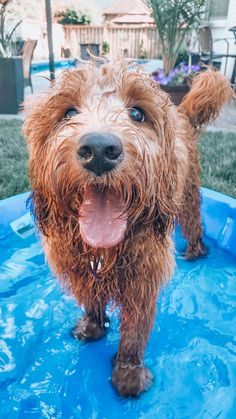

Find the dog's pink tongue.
xmin=79 ymin=186 xmax=127 ymax=248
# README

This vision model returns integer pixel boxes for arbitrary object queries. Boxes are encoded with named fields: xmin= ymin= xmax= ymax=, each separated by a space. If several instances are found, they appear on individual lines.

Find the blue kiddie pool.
xmin=0 ymin=188 xmax=236 ymax=417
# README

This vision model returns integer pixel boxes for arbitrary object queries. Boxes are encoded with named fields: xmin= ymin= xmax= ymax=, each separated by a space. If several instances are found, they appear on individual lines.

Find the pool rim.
xmin=0 ymin=188 xmax=236 ymax=257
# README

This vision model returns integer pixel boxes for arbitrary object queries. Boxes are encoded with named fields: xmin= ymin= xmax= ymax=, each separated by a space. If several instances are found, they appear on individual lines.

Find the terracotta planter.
xmin=161 ymin=84 xmax=190 ymax=106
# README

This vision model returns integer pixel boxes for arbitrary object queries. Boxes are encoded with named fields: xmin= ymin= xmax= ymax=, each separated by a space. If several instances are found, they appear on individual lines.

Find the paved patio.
xmin=208 ymin=101 xmax=236 ymax=132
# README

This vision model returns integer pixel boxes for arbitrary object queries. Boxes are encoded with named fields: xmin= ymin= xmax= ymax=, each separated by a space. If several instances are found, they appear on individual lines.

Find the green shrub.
xmin=55 ymin=9 xmax=91 ymax=25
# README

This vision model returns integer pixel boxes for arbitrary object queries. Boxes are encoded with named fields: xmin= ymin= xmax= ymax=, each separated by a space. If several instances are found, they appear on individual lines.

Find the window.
xmin=209 ymin=0 xmax=230 ymax=19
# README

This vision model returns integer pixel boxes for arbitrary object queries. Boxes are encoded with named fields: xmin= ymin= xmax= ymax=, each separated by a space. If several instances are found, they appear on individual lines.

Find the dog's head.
xmin=24 ymin=60 xmax=177 ymax=252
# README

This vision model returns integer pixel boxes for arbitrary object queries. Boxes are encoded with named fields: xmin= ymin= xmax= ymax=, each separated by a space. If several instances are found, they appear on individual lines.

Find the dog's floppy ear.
xmin=152 ymin=173 xmax=177 ymax=242
xmin=153 ymin=206 xmax=176 ymax=242
xmin=23 ymin=89 xmax=55 ymax=143
xmin=152 ymin=94 xmax=178 ymax=242
xmin=23 ymin=90 xmax=65 ymax=236
xmin=127 ymin=83 xmax=178 ymax=242
xmin=28 ymin=186 xmax=71 ymax=236
xmin=28 ymin=189 xmax=50 ymax=236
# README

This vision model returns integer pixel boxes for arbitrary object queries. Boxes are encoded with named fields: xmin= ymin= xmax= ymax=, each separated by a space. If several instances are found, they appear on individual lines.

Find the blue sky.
xmin=96 ymin=0 xmax=113 ymax=11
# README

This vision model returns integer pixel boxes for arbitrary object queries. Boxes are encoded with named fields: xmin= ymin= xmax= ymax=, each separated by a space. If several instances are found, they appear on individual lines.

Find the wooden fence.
xmin=63 ymin=24 xmax=161 ymax=59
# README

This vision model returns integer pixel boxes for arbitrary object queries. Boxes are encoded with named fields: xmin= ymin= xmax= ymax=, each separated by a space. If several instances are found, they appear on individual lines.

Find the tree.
xmin=0 ymin=0 xmax=22 ymax=56
xmin=55 ymin=9 xmax=91 ymax=25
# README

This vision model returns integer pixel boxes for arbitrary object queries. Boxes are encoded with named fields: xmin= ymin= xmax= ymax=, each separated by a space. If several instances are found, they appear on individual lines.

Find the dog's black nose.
xmin=77 ymin=132 xmax=123 ymax=176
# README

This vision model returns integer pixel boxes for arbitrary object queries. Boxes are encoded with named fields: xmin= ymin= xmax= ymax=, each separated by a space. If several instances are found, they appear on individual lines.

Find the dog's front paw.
xmin=71 ymin=315 xmax=110 ymax=342
xmin=112 ymin=363 xmax=153 ymax=397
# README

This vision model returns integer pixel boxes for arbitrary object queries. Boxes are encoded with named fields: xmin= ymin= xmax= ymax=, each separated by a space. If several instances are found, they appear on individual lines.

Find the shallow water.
xmin=0 ymin=226 xmax=236 ymax=418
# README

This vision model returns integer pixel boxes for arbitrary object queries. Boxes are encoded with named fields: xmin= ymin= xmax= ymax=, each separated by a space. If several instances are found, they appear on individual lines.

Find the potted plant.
xmin=139 ymin=40 xmax=148 ymax=60
xmin=147 ymin=0 xmax=206 ymax=104
xmin=152 ymin=63 xmax=201 ymax=105
xmin=0 ymin=0 xmax=24 ymax=114
xmin=102 ymin=41 xmax=110 ymax=56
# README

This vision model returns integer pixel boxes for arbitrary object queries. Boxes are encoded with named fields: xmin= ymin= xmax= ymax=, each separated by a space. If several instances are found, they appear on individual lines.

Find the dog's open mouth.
xmin=79 ymin=185 xmax=127 ymax=249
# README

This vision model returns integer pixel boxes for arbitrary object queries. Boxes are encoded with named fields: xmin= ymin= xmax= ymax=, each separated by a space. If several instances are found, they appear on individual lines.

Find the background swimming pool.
xmin=30 ymin=59 xmax=163 ymax=93
xmin=0 ymin=189 xmax=236 ymax=418
xmin=31 ymin=59 xmax=162 ymax=74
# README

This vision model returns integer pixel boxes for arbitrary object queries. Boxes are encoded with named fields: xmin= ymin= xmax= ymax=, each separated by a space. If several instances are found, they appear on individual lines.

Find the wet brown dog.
xmin=24 ymin=60 xmax=233 ymax=397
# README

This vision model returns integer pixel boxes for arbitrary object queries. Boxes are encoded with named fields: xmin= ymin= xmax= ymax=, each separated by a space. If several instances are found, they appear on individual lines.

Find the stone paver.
xmin=208 ymin=101 xmax=236 ymax=132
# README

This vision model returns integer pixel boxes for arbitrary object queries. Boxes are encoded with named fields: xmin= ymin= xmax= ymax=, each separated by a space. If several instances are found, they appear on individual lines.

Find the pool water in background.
xmin=0 ymin=222 xmax=236 ymax=418
xmin=29 ymin=59 xmax=163 ymax=94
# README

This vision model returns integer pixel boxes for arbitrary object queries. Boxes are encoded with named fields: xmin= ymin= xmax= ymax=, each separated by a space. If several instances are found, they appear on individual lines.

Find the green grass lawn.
xmin=0 ymin=120 xmax=29 ymax=200
xmin=199 ymin=130 xmax=236 ymax=198
xmin=0 ymin=120 xmax=235 ymax=200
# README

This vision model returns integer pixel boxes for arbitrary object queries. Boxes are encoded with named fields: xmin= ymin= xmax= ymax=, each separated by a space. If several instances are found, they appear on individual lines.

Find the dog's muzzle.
xmin=77 ymin=132 xmax=123 ymax=176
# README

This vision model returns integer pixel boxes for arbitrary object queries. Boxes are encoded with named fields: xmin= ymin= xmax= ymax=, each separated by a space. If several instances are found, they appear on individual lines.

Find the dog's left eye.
xmin=129 ymin=107 xmax=145 ymax=123
xmin=64 ymin=108 xmax=79 ymax=119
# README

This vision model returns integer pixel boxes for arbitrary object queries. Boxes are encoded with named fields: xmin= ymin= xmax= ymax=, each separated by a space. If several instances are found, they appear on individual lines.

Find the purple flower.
xmin=192 ymin=64 xmax=201 ymax=72
xmin=153 ymin=61 xmax=201 ymax=86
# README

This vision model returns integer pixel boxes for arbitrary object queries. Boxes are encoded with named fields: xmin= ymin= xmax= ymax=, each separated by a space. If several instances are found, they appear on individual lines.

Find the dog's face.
xmin=24 ymin=60 xmax=177 ymax=251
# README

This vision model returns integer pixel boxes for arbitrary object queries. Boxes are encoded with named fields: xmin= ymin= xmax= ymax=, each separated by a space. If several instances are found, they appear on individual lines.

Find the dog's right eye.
xmin=129 ymin=107 xmax=145 ymax=123
xmin=64 ymin=108 xmax=79 ymax=119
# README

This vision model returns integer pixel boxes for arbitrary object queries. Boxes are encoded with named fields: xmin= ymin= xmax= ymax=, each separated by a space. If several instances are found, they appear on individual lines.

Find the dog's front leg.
xmin=112 ymin=284 xmax=157 ymax=397
xmin=72 ymin=302 xmax=110 ymax=342
xmin=111 ymin=236 xmax=174 ymax=397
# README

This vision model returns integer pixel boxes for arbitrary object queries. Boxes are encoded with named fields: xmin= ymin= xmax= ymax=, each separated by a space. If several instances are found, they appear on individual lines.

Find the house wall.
xmin=210 ymin=0 xmax=236 ymax=79
xmin=15 ymin=20 xmax=65 ymax=60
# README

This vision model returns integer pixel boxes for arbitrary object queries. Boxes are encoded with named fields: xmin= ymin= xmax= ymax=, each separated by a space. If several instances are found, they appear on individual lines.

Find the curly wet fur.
xmin=24 ymin=61 xmax=233 ymax=397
